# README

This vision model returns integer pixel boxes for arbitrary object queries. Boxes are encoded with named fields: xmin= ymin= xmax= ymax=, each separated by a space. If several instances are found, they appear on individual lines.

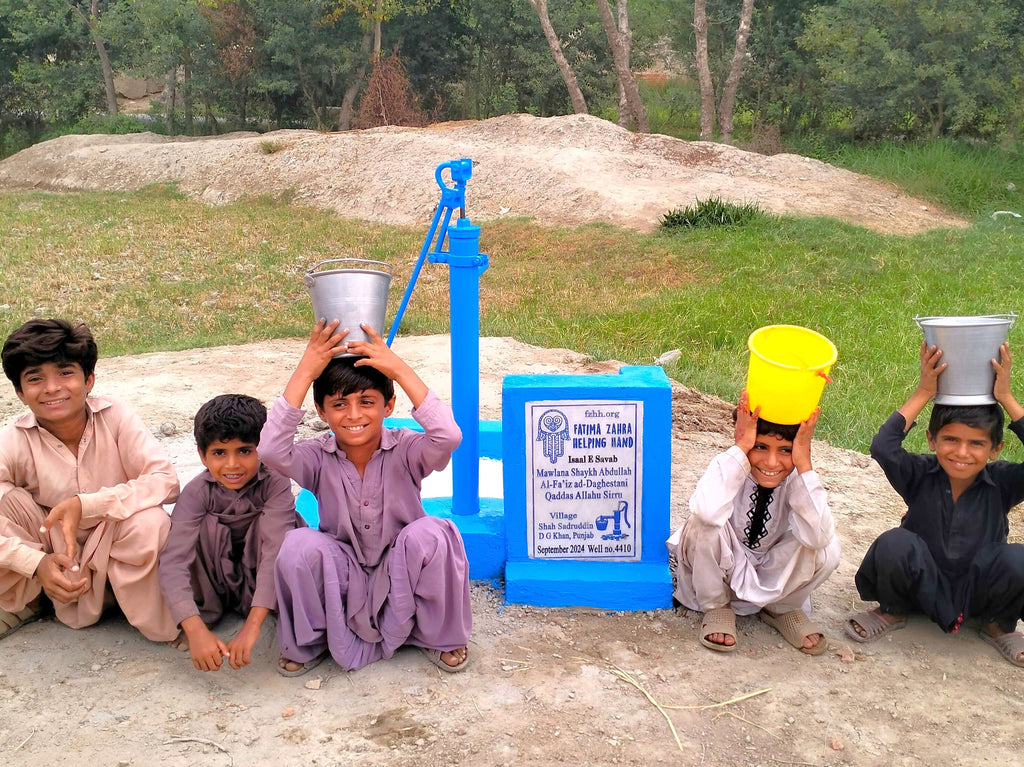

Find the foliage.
xmin=355 ymin=52 xmax=430 ymax=128
xmin=799 ymin=0 xmax=1021 ymax=140
xmin=660 ymin=197 xmax=764 ymax=229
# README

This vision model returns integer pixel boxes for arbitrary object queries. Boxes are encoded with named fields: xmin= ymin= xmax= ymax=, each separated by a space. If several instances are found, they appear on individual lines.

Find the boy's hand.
xmin=299 ymin=319 xmax=350 ymax=379
xmin=40 ymin=495 xmax=83 ymax=561
xmin=182 ymin=617 xmax=229 ymax=672
xmin=734 ymin=389 xmax=760 ymax=454
xmin=792 ymin=408 xmax=819 ymax=474
xmin=346 ymin=324 xmax=409 ymax=380
xmin=916 ymin=342 xmax=946 ymax=400
xmin=283 ymin=320 xmax=350 ymax=408
xmin=992 ymin=342 xmax=1024 ymax=421
xmin=34 ymin=552 xmax=89 ymax=604
xmin=348 ymin=324 xmax=429 ymax=409
xmin=226 ymin=607 xmax=268 ymax=669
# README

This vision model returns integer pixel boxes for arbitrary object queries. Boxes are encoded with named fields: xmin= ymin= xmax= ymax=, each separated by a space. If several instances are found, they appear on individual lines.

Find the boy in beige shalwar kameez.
xmin=0 ymin=319 xmax=178 ymax=642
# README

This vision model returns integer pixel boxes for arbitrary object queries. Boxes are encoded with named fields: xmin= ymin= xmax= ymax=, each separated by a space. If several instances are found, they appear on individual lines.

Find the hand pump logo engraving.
xmin=537 ymin=409 xmax=570 ymax=464
xmin=595 ymin=500 xmax=631 ymax=541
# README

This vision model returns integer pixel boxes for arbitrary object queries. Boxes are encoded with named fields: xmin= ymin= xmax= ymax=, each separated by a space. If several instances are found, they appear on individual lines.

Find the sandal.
xmin=421 ymin=646 xmax=469 ymax=673
xmin=843 ymin=610 xmax=907 ymax=644
xmin=980 ymin=630 xmax=1024 ymax=668
xmin=699 ymin=606 xmax=737 ymax=653
xmin=0 ymin=601 xmax=45 ymax=641
xmin=277 ymin=650 xmax=328 ymax=677
xmin=761 ymin=608 xmax=828 ymax=656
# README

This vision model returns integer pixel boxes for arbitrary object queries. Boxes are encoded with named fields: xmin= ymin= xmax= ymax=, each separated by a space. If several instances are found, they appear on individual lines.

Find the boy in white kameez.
xmin=667 ymin=390 xmax=840 ymax=654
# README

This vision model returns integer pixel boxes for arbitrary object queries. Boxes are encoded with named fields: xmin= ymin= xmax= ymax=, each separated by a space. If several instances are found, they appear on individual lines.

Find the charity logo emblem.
xmin=536 ymin=409 xmax=570 ymax=464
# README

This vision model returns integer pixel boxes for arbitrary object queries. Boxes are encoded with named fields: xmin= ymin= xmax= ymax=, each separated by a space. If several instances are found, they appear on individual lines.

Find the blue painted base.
xmin=425 ymin=497 xmax=505 ymax=581
xmin=505 ymin=559 xmax=674 ymax=610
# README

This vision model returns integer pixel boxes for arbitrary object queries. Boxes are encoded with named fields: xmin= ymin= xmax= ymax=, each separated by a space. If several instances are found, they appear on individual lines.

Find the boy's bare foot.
xmin=169 ymin=629 xmax=190 ymax=652
xmin=277 ymin=651 xmax=328 ymax=677
xmin=439 ymin=647 xmax=467 ymax=667
xmin=421 ymin=646 xmax=469 ymax=672
xmin=980 ymin=622 xmax=1024 ymax=667
xmin=844 ymin=608 xmax=907 ymax=643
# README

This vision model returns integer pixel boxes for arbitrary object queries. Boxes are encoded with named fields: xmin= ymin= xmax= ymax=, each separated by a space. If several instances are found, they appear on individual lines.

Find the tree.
xmin=525 ymin=0 xmax=588 ymax=114
xmin=595 ymin=0 xmax=647 ymax=131
xmin=800 ymin=0 xmax=1019 ymax=139
xmin=692 ymin=0 xmax=755 ymax=142
xmin=71 ymin=0 xmax=118 ymax=115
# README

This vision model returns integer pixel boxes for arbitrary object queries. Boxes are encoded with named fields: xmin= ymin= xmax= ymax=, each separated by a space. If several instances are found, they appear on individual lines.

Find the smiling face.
xmin=200 ymin=438 xmax=260 ymax=490
xmin=746 ymin=433 xmax=796 ymax=489
xmin=316 ymin=388 xmax=395 ymax=454
xmin=17 ymin=361 xmax=94 ymax=433
xmin=927 ymin=422 xmax=1002 ymax=489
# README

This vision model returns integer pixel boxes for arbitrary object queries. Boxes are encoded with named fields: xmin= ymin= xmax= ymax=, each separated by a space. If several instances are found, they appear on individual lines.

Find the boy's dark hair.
xmin=313 ymin=357 xmax=394 ymax=408
xmin=732 ymin=407 xmax=800 ymax=442
xmin=194 ymin=394 xmax=267 ymax=452
xmin=928 ymin=403 xmax=1004 ymax=446
xmin=1 ymin=318 xmax=98 ymax=391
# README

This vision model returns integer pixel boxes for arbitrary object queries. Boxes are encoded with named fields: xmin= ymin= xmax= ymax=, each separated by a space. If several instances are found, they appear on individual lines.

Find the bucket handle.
xmin=914 ymin=312 xmax=1017 ymax=329
xmin=304 ymin=258 xmax=393 ymax=288
xmin=817 ymin=370 xmax=833 ymax=384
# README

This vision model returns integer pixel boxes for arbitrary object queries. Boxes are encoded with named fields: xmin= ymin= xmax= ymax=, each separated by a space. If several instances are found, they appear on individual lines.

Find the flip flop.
xmin=277 ymin=650 xmax=328 ymax=677
xmin=844 ymin=610 xmax=907 ymax=644
xmin=979 ymin=630 xmax=1024 ymax=668
xmin=760 ymin=608 xmax=829 ymax=656
xmin=0 ymin=602 xmax=45 ymax=641
xmin=699 ymin=606 xmax=738 ymax=653
xmin=421 ymin=647 xmax=469 ymax=673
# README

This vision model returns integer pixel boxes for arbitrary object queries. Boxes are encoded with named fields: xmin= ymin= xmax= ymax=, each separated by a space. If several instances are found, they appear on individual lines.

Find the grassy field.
xmin=1 ymin=141 xmax=1023 ymax=456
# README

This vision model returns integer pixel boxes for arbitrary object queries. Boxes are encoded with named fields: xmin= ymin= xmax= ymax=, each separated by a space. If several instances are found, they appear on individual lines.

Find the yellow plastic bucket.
xmin=746 ymin=325 xmax=837 ymax=425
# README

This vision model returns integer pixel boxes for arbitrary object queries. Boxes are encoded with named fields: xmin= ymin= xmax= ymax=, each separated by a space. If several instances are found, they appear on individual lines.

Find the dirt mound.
xmin=0 ymin=114 xmax=967 ymax=235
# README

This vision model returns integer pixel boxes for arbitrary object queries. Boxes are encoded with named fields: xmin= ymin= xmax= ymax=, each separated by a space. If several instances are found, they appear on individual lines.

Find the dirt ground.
xmin=0 ymin=336 xmax=1022 ymax=767
xmin=0 ymin=117 xmax=1019 ymax=766
xmin=0 ymin=114 xmax=968 ymax=236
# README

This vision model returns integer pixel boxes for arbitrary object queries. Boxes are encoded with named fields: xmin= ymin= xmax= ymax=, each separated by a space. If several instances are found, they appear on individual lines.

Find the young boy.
xmin=0 ymin=318 xmax=178 ymax=642
xmin=846 ymin=342 xmax=1024 ymax=667
xmin=159 ymin=394 xmax=304 ymax=671
xmin=667 ymin=390 xmax=840 ymax=654
xmin=259 ymin=320 xmax=471 ymax=676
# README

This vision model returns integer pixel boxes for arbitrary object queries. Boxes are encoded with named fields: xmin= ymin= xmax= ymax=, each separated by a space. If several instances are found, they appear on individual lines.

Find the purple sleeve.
xmin=251 ymin=469 xmax=298 ymax=611
xmin=407 ymin=391 xmax=462 ymax=477
xmin=258 ymin=396 xmax=324 ymax=491
xmin=158 ymin=476 xmax=207 ymax=626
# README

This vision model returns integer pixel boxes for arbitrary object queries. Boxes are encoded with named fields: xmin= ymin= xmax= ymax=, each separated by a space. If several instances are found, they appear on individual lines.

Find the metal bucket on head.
xmin=915 ymin=314 xmax=1016 ymax=405
xmin=305 ymin=259 xmax=393 ymax=353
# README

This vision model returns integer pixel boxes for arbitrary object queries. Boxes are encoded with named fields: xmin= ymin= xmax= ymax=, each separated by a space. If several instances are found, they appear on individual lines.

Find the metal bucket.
xmin=305 ymin=259 xmax=393 ymax=350
xmin=915 ymin=314 xmax=1016 ymax=404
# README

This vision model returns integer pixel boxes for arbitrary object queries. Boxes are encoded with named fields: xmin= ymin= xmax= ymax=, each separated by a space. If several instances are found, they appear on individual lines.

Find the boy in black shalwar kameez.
xmin=846 ymin=342 xmax=1024 ymax=667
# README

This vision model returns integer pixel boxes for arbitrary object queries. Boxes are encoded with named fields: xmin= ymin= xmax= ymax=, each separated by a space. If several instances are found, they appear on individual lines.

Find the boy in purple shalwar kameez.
xmin=260 ymin=320 xmax=471 ymax=676
xmin=159 ymin=394 xmax=303 ymax=672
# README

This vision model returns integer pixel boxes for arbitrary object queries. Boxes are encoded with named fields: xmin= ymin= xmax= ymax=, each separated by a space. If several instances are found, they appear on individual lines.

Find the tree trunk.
xmin=164 ymin=67 xmax=176 ymax=134
xmin=338 ymin=30 xmax=373 ymax=130
xmin=595 ymin=0 xmax=648 ymax=132
xmin=183 ymin=53 xmax=193 ymax=136
xmin=716 ymin=0 xmax=755 ymax=143
xmin=693 ymin=0 xmax=715 ymax=140
xmin=616 ymin=0 xmax=631 ymax=128
xmin=527 ymin=0 xmax=588 ymax=114
xmin=76 ymin=0 xmax=118 ymax=115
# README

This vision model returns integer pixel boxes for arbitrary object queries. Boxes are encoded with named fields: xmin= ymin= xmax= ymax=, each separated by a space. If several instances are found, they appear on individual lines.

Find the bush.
xmin=659 ymin=197 xmax=764 ymax=229
xmin=42 ymin=113 xmax=160 ymax=141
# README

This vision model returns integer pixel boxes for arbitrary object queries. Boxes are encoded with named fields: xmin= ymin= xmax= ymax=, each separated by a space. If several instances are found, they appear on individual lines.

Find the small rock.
xmin=310 ymin=419 xmax=329 ymax=431
xmin=835 ymin=645 xmax=855 ymax=663
xmin=159 ymin=421 xmax=176 ymax=436
xmin=304 ymin=678 xmax=322 ymax=690
xmin=830 ymin=738 xmax=844 ymax=751
xmin=91 ymin=664 xmax=102 ymax=672
xmin=282 ymin=707 xmax=295 ymax=719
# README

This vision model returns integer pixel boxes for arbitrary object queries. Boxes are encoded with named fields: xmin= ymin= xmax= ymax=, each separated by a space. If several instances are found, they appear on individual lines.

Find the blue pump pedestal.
xmin=502 ymin=366 xmax=674 ymax=610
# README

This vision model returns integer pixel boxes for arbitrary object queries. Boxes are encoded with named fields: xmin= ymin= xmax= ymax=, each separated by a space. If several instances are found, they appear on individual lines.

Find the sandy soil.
xmin=1 ymin=336 xmax=1021 ymax=767
xmin=0 ymin=114 xmax=968 ymax=236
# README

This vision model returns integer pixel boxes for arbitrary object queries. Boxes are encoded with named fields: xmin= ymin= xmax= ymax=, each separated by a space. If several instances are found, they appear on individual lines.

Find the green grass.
xmin=3 ymin=170 xmax=1024 ymax=459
